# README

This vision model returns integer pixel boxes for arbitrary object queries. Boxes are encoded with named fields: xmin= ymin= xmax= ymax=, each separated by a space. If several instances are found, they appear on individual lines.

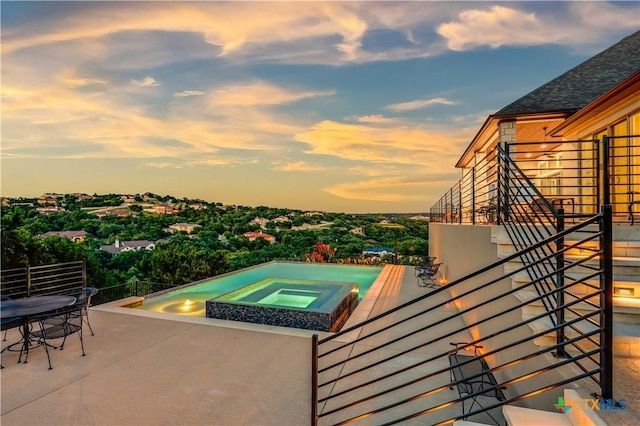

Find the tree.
xmin=149 ymin=237 xmax=229 ymax=284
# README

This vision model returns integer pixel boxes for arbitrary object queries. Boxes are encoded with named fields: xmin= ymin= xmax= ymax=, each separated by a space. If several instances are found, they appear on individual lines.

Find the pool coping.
xmin=92 ymin=264 xmax=396 ymax=339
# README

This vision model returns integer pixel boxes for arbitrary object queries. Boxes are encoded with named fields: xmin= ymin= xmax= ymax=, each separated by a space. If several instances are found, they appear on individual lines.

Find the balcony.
xmin=430 ymin=136 xmax=640 ymax=227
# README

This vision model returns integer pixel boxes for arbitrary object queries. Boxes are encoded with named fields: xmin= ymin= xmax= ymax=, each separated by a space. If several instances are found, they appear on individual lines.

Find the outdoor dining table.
xmin=0 ymin=295 xmax=76 ymax=364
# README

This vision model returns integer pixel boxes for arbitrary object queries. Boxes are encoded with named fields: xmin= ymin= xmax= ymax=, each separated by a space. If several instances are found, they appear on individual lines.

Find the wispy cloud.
xmin=145 ymin=162 xmax=177 ymax=169
xmin=273 ymin=161 xmax=326 ymax=172
xmin=385 ymin=97 xmax=457 ymax=112
xmin=131 ymin=76 xmax=160 ymax=87
xmin=187 ymin=158 xmax=258 ymax=167
xmin=57 ymin=69 xmax=107 ymax=88
xmin=354 ymin=114 xmax=402 ymax=124
xmin=173 ymin=90 xmax=205 ymax=97
xmin=210 ymin=81 xmax=334 ymax=106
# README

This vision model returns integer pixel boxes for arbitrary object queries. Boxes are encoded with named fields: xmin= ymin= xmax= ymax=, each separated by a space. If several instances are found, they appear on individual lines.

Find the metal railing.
xmin=0 ymin=261 xmax=86 ymax=298
xmin=430 ymin=135 xmax=640 ymax=225
xmin=0 ymin=264 xmax=174 ymax=306
xmin=311 ymin=208 xmax=613 ymax=425
xmin=91 ymin=280 xmax=177 ymax=305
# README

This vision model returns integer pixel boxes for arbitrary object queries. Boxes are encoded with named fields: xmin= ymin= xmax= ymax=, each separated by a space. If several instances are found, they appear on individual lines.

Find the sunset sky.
xmin=2 ymin=1 xmax=639 ymax=213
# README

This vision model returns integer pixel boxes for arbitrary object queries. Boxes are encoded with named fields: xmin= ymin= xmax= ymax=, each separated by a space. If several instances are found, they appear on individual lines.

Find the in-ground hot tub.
xmin=206 ymin=278 xmax=359 ymax=332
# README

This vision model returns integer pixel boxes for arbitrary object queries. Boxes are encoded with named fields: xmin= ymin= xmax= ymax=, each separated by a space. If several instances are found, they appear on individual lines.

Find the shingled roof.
xmin=496 ymin=30 xmax=640 ymax=117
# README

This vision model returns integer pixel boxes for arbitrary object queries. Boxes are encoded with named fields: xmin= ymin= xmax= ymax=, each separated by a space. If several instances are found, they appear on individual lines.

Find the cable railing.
xmin=311 ymin=208 xmax=613 ymax=425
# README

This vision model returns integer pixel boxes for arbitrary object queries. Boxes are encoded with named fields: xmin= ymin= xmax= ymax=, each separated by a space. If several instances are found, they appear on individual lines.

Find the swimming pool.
xmin=132 ymin=262 xmax=382 ymax=330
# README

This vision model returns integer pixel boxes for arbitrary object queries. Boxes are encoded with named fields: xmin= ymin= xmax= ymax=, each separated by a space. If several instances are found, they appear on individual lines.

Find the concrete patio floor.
xmin=1 ymin=266 xmax=638 ymax=425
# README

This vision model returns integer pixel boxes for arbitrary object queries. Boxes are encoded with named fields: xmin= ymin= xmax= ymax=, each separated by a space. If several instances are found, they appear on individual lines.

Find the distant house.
xmin=167 ymin=223 xmax=201 ymax=234
xmin=36 ymin=206 xmax=66 ymax=214
xmin=37 ymin=196 xmax=59 ymax=206
xmin=272 ymin=216 xmax=291 ymax=223
xmin=40 ymin=193 xmax=64 ymax=200
xmin=153 ymin=204 xmax=177 ymax=215
xmin=362 ymin=247 xmax=394 ymax=257
xmin=242 ymin=231 xmax=276 ymax=244
xmin=95 ymin=209 xmax=132 ymax=218
xmin=350 ymin=227 xmax=366 ymax=236
xmin=39 ymin=230 xmax=88 ymax=242
xmin=249 ymin=217 xmax=269 ymax=229
xmin=70 ymin=193 xmax=92 ymax=200
xmin=100 ymin=239 xmax=156 ymax=255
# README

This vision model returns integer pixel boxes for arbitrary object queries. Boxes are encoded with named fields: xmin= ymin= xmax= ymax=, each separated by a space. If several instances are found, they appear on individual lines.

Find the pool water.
xmin=257 ymin=289 xmax=318 ymax=308
xmin=206 ymin=276 xmax=361 ymax=331
xmin=134 ymin=262 xmax=382 ymax=318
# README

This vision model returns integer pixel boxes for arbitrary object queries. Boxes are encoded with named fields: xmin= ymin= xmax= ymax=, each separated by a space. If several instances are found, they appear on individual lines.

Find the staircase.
xmin=492 ymin=224 xmax=640 ymax=357
xmin=490 ymin=144 xmax=639 ymax=358
xmin=312 ymin=211 xmax=613 ymax=425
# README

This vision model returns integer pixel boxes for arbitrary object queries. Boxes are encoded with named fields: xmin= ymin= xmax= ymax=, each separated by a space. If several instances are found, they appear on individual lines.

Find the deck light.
xmin=613 ymin=287 xmax=635 ymax=297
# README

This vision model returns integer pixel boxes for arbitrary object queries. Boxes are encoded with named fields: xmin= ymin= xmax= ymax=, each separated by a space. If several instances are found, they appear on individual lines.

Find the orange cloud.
xmin=295 ymin=120 xmax=471 ymax=168
xmin=324 ymin=174 xmax=457 ymax=202
xmin=273 ymin=161 xmax=327 ymax=172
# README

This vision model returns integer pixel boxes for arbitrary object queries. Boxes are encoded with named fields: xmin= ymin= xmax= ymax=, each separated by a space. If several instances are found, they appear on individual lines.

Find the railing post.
xmin=26 ymin=265 xmax=32 ymax=297
xmin=458 ymin=180 xmax=462 ymax=224
xmin=449 ymin=187 xmax=454 ymax=224
xmin=471 ymin=169 xmax=476 ymax=225
xmin=554 ymin=209 xmax=568 ymax=358
xmin=498 ymin=145 xmax=507 ymax=225
xmin=311 ymin=333 xmax=318 ymax=426
xmin=600 ymin=205 xmax=614 ymax=400
xmin=602 ymin=136 xmax=610 ymax=207
xmin=82 ymin=260 xmax=87 ymax=288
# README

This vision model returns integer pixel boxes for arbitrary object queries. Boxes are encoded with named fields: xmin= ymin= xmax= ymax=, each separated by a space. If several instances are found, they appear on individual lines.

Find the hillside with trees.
xmin=1 ymin=193 xmax=430 ymax=289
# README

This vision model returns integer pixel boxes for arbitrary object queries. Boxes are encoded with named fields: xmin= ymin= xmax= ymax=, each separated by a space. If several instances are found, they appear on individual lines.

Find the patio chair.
xmin=415 ymin=257 xmax=437 ymax=277
xmin=69 ymin=287 xmax=99 ymax=335
xmin=417 ymin=262 xmax=442 ymax=288
xmin=28 ymin=304 xmax=86 ymax=370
